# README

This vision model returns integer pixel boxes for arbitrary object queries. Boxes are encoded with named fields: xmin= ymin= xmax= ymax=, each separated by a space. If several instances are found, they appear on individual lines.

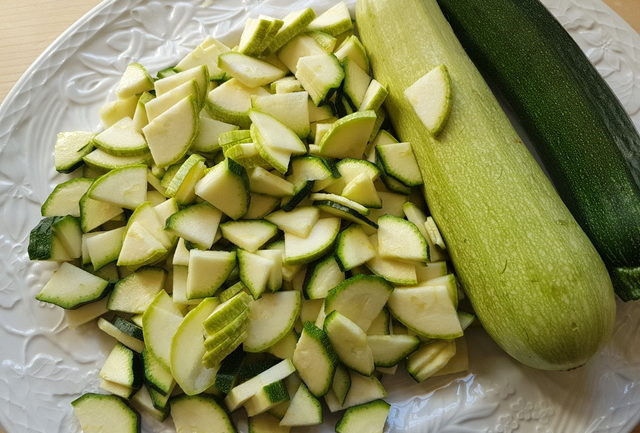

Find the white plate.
xmin=0 ymin=0 xmax=639 ymax=432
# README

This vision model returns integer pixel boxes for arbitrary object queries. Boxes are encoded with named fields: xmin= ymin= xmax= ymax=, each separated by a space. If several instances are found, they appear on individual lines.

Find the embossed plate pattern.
xmin=0 ymin=0 xmax=638 ymax=432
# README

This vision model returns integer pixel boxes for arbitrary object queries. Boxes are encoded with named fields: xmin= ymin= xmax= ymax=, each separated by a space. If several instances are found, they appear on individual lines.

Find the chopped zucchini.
xmin=35 ymin=262 xmax=109 ymax=309
xmin=41 ymin=178 xmax=93 ymax=218
xmin=171 ymin=395 xmax=236 ymax=433
xmin=324 ymin=311 xmax=374 ymax=375
xmin=54 ymin=131 xmax=94 ymax=173
xmin=325 ymin=274 xmax=392 ymax=331
xmin=335 ymin=400 xmax=390 ymax=433
xmin=72 ymin=393 xmax=140 ymax=433
xmin=284 ymin=217 xmax=341 ymax=265
xmin=166 ymin=202 xmax=222 ymax=250
xmin=195 ymin=157 xmax=250 ymax=220
xmin=99 ymin=342 xmax=143 ymax=390
xmin=292 ymin=322 xmax=336 ymax=397
xmin=245 ymin=291 xmax=301 ymax=352
xmin=295 ymin=54 xmax=344 ymax=105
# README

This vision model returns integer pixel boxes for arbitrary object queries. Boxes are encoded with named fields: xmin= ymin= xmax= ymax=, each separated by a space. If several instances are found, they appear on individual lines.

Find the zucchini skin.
xmin=357 ymin=0 xmax=616 ymax=370
xmin=437 ymin=0 xmax=640 ymax=301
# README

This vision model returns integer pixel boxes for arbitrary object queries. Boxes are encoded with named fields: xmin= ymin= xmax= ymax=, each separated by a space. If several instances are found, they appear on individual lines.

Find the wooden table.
xmin=0 ymin=0 xmax=638 ymax=432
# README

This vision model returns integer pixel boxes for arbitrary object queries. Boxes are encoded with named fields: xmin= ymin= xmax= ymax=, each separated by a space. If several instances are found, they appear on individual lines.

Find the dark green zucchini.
xmin=437 ymin=0 xmax=640 ymax=300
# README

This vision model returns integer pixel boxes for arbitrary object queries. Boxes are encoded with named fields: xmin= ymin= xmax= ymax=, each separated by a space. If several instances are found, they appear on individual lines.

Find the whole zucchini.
xmin=356 ymin=0 xmax=616 ymax=370
xmin=437 ymin=0 xmax=640 ymax=302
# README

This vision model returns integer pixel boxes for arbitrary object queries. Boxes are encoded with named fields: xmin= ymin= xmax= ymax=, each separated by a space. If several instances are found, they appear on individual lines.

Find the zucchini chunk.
xmin=244 ymin=291 xmax=301 ymax=352
xmin=195 ymin=157 xmax=250 ymax=220
xmin=72 ymin=393 xmax=140 ymax=433
xmin=54 ymin=131 xmax=94 ymax=173
xmin=35 ymin=262 xmax=109 ymax=309
xmin=170 ymin=395 xmax=236 ymax=433
xmin=292 ymin=322 xmax=336 ymax=397
xmin=325 ymin=275 xmax=392 ymax=332
xmin=335 ymin=400 xmax=390 ymax=433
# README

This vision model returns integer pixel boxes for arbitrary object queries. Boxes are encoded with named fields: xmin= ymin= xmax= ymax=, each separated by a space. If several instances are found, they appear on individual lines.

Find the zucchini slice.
xmin=265 ymin=206 xmax=319 ymax=238
xmin=192 ymin=114 xmax=238 ymax=154
xmin=284 ymin=217 xmax=341 ymax=265
xmin=41 ymin=177 xmax=93 ymax=218
xmin=244 ymin=380 xmax=290 ymax=416
xmin=342 ymin=58 xmax=371 ymax=109
xmin=327 ymin=371 xmax=386 ymax=411
xmin=267 ymin=330 xmax=298 ymax=360
xmin=334 ymin=34 xmax=369 ymax=72
xmin=304 ymin=255 xmax=345 ymax=299
xmin=280 ymin=383 xmax=322 ymax=426
xmin=244 ymin=291 xmax=301 ymax=352
xmin=225 ymin=359 xmax=296 ymax=411
xmin=142 ymin=348 xmax=174 ymax=395
xmin=164 ymin=154 xmax=206 ymax=205
xmin=108 ymin=267 xmax=165 ymax=314
xmin=376 ymin=142 xmax=423 ymax=187
xmin=245 ymin=193 xmax=281 ymax=219
xmin=250 ymin=167 xmax=295 ymax=197
xmin=292 ymin=322 xmax=336 ymax=397
xmin=406 ymin=340 xmax=457 ymax=382
xmin=218 ymin=52 xmax=286 ymax=88
xmin=220 ymin=220 xmax=277 ymax=252
xmin=335 ymin=225 xmax=376 ymax=271
xmin=175 ymin=37 xmax=229 ymax=81
xmin=307 ymin=2 xmax=353 ymax=36
xmin=388 ymin=285 xmax=462 ymax=339
xmin=295 ymin=54 xmax=344 ymax=105
xmin=248 ymin=413 xmax=290 ymax=433
xmin=186 ymin=250 xmax=236 ymax=299
xmin=318 ymin=111 xmax=376 ymax=159
xmin=367 ymin=334 xmax=421 ymax=367
xmin=142 ymin=290 xmax=184 ymax=368
xmin=170 ymin=395 xmax=235 ymax=433
xmin=65 ymin=298 xmax=109 ymax=328
xmin=154 ymin=65 xmax=209 ymax=106
xmin=250 ymin=110 xmax=307 ymax=155
xmin=195 ymin=157 xmax=250 ymax=220
xmin=87 ymin=164 xmax=148 ymax=210
xmin=117 ymin=221 xmax=167 ymax=267
xmin=268 ymin=8 xmax=317 ymax=54
xmin=324 ymin=311 xmax=374 ymax=376
xmin=359 ymin=79 xmax=388 ymax=112
xmin=377 ymin=215 xmax=428 ymax=262
xmin=35 ymin=262 xmax=109 ymax=309
xmin=145 ymin=80 xmax=199 ymax=122
xmin=404 ymin=64 xmax=452 ymax=135
xmin=252 ymin=91 xmax=310 ymax=139
xmin=335 ymin=400 xmax=390 ymax=433
xmin=206 ymin=78 xmax=270 ymax=128
xmin=165 ymin=202 xmax=222 ymax=250
xmin=99 ymin=342 xmax=143 ymax=390
xmin=86 ymin=226 xmax=125 ymax=270
xmin=170 ymin=297 xmax=221 ymax=395
xmin=325 ymin=274 xmax=392 ymax=332
xmin=143 ymin=95 xmax=199 ymax=168
xmin=98 ymin=317 xmax=145 ymax=353
xmin=72 ymin=393 xmax=140 ymax=433
xmin=366 ymin=309 xmax=390 ymax=336
xmin=83 ymin=148 xmax=151 ymax=170
xmin=54 ymin=131 xmax=94 ymax=173
xmin=94 ymin=117 xmax=148 ymax=157
xmin=280 ymin=180 xmax=315 ymax=211
xmin=332 ymin=364 xmax=351 ymax=405
xmin=238 ymin=249 xmax=277 ymax=299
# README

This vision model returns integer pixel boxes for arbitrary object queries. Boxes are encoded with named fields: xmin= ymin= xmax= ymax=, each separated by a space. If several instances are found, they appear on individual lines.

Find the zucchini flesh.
xmin=437 ymin=0 xmax=640 ymax=301
xmin=357 ymin=0 xmax=615 ymax=370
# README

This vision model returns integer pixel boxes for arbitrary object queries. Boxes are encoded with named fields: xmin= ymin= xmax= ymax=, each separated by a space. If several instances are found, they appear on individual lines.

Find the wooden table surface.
xmin=0 ymin=0 xmax=638 ymax=432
